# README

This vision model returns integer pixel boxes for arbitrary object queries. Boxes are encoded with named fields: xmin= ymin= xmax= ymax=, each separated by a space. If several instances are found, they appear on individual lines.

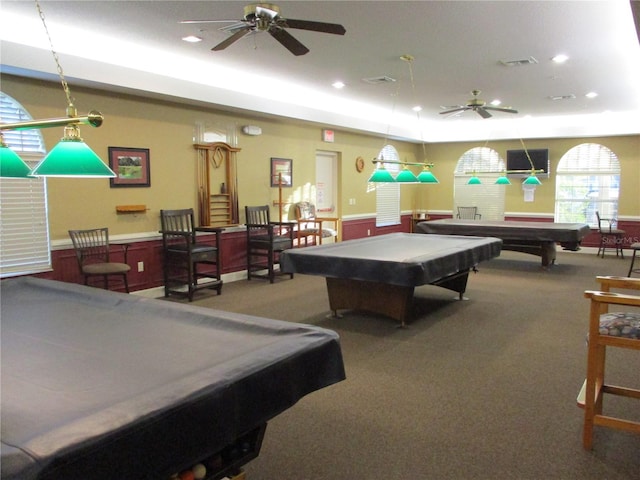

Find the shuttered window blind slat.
xmin=375 ymin=145 xmax=400 ymax=227
xmin=554 ymin=143 xmax=621 ymax=227
xmin=0 ymin=92 xmax=51 ymax=278
xmin=454 ymin=147 xmax=506 ymax=220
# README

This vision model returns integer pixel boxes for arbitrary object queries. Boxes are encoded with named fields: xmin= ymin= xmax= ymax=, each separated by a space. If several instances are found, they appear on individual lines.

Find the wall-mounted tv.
xmin=506 ymin=149 xmax=549 ymax=178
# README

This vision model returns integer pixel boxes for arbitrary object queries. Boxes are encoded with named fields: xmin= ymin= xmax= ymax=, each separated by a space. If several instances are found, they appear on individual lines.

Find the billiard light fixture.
xmin=466 ymin=140 xmax=542 ymax=186
xmin=368 ymin=158 xmax=439 ymax=184
xmin=368 ymin=55 xmax=439 ymax=185
xmin=0 ymin=0 xmax=114 ymax=179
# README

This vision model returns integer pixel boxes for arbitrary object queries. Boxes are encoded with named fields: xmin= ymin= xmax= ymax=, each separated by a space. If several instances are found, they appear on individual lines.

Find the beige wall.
xmin=2 ymin=74 xmax=638 ymax=242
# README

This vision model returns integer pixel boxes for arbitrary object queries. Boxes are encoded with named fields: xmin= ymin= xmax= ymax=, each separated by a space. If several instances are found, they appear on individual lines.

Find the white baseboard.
xmin=132 ymin=270 xmax=248 ymax=298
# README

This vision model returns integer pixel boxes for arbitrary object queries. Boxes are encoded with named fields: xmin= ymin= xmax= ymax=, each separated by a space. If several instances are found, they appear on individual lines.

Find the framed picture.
xmin=270 ymin=157 xmax=292 ymax=187
xmin=109 ymin=147 xmax=150 ymax=187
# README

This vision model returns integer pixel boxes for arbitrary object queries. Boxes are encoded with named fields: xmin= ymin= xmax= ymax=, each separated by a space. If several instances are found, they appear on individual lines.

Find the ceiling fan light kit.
xmin=182 ymin=3 xmax=346 ymax=56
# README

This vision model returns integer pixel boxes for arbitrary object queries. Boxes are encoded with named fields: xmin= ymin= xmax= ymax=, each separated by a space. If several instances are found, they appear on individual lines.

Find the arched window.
xmin=375 ymin=144 xmax=401 ymax=226
xmin=554 ymin=143 xmax=621 ymax=227
xmin=0 ymin=92 xmax=51 ymax=277
xmin=453 ymin=147 xmax=506 ymax=220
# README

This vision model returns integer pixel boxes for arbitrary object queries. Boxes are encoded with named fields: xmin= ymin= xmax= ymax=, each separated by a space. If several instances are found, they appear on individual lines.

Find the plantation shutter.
xmin=375 ymin=145 xmax=400 ymax=227
xmin=0 ymin=92 xmax=51 ymax=277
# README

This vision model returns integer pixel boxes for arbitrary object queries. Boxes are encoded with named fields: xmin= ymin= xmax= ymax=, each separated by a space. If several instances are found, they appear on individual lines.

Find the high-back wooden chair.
xmin=245 ymin=205 xmax=295 ymax=283
xmin=160 ymin=208 xmax=222 ymax=301
xmin=456 ymin=206 xmax=481 ymax=220
xmin=68 ymin=228 xmax=131 ymax=293
xmin=577 ymin=276 xmax=640 ymax=449
xmin=294 ymin=201 xmax=339 ymax=247
xmin=595 ymin=211 xmax=625 ymax=258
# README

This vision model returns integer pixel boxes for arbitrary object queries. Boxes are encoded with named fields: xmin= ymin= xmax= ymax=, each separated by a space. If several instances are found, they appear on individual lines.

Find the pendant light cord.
xmin=35 ymin=0 xmax=75 ymax=111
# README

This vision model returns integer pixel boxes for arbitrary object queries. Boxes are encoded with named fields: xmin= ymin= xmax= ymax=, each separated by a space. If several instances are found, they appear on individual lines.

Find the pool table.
xmin=417 ymin=219 xmax=591 ymax=267
xmin=0 ymin=277 xmax=345 ymax=480
xmin=280 ymin=233 xmax=502 ymax=326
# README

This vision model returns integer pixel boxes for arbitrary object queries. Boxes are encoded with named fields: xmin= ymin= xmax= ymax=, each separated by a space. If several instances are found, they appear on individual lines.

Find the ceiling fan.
xmin=440 ymin=90 xmax=518 ymax=118
xmin=180 ymin=3 xmax=346 ymax=56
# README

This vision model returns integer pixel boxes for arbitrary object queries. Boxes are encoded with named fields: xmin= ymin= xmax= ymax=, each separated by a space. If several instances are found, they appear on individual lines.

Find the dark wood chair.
xmin=160 ymin=208 xmax=223 ymax=301
xmin=68 ymin=227 xmax=130 ymax=293
xmin=456 ymin=206 xmax=481 ymax=220
xmin=245 ymin=205 xmax=295 ymax=283
xmin=596 ymin=211 xmax=625 ymax=258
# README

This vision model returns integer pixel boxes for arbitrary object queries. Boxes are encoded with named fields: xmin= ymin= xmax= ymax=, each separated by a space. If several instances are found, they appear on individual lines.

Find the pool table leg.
xmin=325 ymin=277 xmax=414 ymax=327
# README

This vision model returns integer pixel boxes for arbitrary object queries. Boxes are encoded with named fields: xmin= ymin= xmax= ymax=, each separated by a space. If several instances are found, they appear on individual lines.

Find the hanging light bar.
xmin=368 ymin=159 xmax=439 ymax=184
xmin=0 ymin=0 xmax=114 ymax=179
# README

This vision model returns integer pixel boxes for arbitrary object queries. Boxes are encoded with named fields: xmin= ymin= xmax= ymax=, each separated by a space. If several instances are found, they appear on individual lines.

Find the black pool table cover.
xmin=0 ymin=277 xmax=345 ymax=480
xmin=281 ymin=233 xmax=502 ymax=286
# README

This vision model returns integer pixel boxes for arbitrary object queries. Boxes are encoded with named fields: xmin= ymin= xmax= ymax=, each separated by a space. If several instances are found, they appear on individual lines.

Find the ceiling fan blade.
xmin=281 ymin=18 xmax=346 ymax=35
xmin=180 ymin=19 xmax=239 ymax=24
xmin=484 ymin=106 xmax=519 ymax=114
xmin=269 ymin=27 xmax=309 ymax=56
xmin=477 ymin=107 xmax=492 ymax=119
xmin=440 ymin=106 xmax=468 ymax=115
xmin=212 ymin=28 xmax=251 ymax=51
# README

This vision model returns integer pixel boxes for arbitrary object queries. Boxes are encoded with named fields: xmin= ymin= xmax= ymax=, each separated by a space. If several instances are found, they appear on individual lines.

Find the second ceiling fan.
xmin=440 ymin=90 xmax=518 ymax=118
xmin=181 ymin=3 xmax=346 ymax=56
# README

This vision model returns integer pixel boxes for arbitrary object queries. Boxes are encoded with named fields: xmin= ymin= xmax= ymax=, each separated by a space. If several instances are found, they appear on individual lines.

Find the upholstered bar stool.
xmin=628 ymin=243 xmax=640 ymax=277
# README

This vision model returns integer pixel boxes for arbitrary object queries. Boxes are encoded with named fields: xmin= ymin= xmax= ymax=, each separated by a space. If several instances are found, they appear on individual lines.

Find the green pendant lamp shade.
xmin=523 ymin=173 xmax=542 ymax=186
xmin=0 ymin=142 xmax=32 ymax=178
xmin=467 ymin=175 xmax=482 ymax=185
xmin=417 ymin=167 xmax=439 ymax=183
xmin=29 ymin=126 xmax=115 ymax=178
xmin=395 ymin=167 xmax=419 ymax=183
xmin=495 ymin=174 xmax=511 ymax=185
xmin=368 ymin=166 xmax=395 ymax=183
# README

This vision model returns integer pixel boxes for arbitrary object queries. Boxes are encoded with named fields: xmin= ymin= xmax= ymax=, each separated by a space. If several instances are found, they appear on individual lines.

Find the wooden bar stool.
xmin=577 ymin=276 xmax=640 ymax=449
xmin=628 ymin=242 xmax=640 ymax=277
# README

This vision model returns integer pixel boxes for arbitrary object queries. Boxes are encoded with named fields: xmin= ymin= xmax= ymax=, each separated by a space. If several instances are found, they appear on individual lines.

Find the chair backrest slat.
xmin=160 ymin=209 xmax=196 ymax=245
xmin=68 ymin=228 xmax=110 ymax=265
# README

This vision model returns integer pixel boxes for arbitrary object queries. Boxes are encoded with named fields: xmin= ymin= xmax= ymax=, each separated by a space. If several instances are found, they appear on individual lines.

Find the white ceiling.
xmin=2 ymin=1 xmax=640 ymax=143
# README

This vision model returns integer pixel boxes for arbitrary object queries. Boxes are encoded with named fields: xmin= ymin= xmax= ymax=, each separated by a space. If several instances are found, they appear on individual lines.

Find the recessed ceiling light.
xmin=552 ymin=54 xmax=569 ymax=63
xmin=332 ymin=81 xmax=345 ymax=89
xmin=182 ymin=35 xmax=202 ymax=43
xmin=412 ymin=105 xmax=422 ymax=112
xmin=490 ymin=99 xmax=502 ymax=106
xmin=585 ymin=91 xmax=598 ymax=98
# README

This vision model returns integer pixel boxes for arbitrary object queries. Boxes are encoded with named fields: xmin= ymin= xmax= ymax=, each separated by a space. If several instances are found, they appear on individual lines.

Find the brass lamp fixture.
xmin=466 ymin=140 xmax=542 ymax=186
xmin=0 ymin=0 xmax=114 ymax=178
xmin=367 ymin=55 xmax=439 ymax=184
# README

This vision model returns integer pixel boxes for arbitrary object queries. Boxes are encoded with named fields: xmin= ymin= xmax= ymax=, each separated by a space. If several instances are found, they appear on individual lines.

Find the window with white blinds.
xmin=554 ymin=143 xmax=620 ymax=227
xmin=375 ymin=145 xmax=400 ymax=226
xmin=0 ymin=92 xmax=51 ymax=277
xmin=454 ymin=147 xmax=506 ymax=220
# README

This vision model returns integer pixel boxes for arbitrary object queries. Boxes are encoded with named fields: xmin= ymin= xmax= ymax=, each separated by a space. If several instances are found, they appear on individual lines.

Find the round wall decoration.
xmin=355 ymin=156 xmax=365 ymax=172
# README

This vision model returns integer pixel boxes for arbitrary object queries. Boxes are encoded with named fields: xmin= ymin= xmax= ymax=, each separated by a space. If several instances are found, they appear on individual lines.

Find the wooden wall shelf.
xmin=116 ymin=205 xmax=147 ymax=214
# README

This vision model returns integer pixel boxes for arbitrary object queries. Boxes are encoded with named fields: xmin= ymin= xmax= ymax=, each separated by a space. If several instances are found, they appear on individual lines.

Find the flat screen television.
xmin=506 ymin=149 xmax=549 ymax=178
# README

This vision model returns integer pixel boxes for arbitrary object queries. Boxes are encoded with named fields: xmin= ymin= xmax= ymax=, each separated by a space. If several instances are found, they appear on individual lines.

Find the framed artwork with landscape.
xmin=109 ymin=147 xmax=151 ymax=187
xmin=270 ymin=157 xmax=292 ymax=187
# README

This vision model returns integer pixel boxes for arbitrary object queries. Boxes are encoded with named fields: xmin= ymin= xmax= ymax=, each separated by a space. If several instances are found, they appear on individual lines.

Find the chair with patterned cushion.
xmin=69 ymin=228 xmax=131 ymax=293
xmin=596 ymin=211 xmax=625 ymax=258
xmin=577 ymin=276 xmax=640 ymax=449
xmin=294 ymin=201 xmax=340 ymax=247
xmin=160 ymin=208 xmax=223 ymax=301
xmin=245 ymin=205 xmax=295 ymax=283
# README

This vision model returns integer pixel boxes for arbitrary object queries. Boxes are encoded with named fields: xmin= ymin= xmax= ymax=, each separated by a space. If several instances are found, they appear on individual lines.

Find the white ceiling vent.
xmin=362 ymin=75 xmax=397 ymax=85
xmin=499 ymin=56 xmax=538 ymax=67
xmin=549 ymin=94 xmax=577 ymax=101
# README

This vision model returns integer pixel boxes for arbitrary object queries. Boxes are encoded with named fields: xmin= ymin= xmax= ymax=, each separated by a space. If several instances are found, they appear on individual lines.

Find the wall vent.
xmin=499 ymin=56 xmax=538 ymax=67
xmin=362 ymin=75 xmax=397 ymax=84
